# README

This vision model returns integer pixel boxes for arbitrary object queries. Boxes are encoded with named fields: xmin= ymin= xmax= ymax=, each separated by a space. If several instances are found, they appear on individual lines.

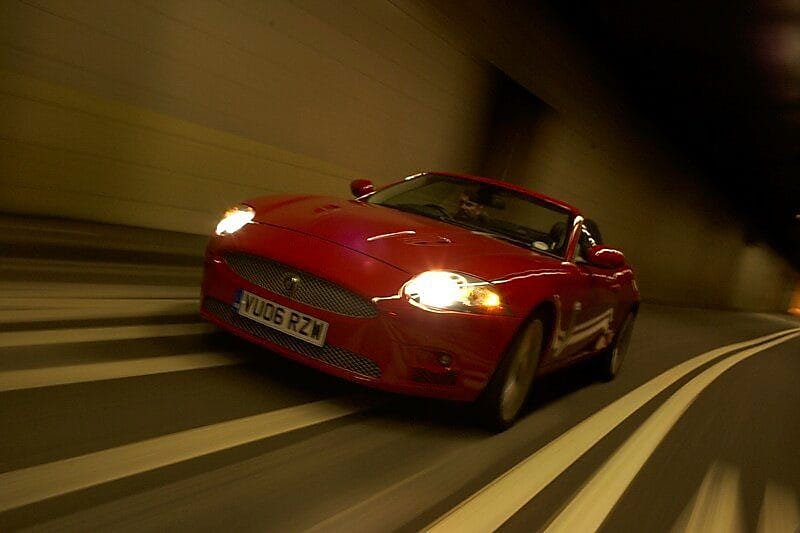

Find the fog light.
xmin=437 ymin=353 xmax=452 ymax=367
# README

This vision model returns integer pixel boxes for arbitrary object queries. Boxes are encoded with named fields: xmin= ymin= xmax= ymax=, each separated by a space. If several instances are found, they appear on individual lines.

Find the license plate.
xmin=233 ymin=289 xmax=329 ymax=347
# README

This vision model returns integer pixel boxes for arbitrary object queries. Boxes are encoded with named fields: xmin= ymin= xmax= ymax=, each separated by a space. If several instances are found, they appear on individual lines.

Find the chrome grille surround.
xmin=224 ymin=253 xmax=378 ymax=318
xmin=203 ymin=297 xmax=381 ymax=379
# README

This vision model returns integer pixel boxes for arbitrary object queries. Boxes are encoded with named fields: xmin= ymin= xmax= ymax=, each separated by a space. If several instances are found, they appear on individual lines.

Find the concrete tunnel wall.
xmin=0 ymin=0 xmax=796 ymax=311
xmin=0 ymin=0 xmax=497 ymax=232
xmin=483 ymin=96 xmax=798 ymax=311
xmin=424 ymin=0 xmax=798 ymax=312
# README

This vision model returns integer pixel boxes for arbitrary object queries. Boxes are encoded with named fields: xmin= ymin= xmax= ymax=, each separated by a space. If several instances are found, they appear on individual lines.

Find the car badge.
xmin=283 ymin=274 xmax=300 ymax=297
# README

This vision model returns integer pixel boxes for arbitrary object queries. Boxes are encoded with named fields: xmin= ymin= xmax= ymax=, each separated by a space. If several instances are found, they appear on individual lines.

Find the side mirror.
xmin=350 ymin=179 xmax=375 ymax=198
xmin=587 ymin=245 xmax=625 ymax=269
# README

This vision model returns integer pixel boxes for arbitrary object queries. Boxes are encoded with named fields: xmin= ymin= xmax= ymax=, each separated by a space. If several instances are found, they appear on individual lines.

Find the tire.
xmin=600 ymin=311 xmax=635 ymax=381
xmin=476 ymin=316 xmax=545 ymax=431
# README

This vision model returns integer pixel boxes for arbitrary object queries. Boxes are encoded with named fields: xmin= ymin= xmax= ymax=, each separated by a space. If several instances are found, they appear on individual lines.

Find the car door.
xmin=584 ymin=219 xmax=632 ymax=352
xmin=561 ymin=220 xmax=612 ymax=358
xmin=543 ymin=218 xmax=603 ymax=364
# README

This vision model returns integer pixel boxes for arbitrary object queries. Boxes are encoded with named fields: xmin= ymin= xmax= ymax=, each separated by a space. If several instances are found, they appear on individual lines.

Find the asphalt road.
xmin=1 ymin=217 xmax=799 ymax=532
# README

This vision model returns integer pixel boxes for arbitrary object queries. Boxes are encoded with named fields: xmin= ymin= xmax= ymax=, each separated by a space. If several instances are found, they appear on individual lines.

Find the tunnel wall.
xmin=730 ymin=244 xmax=798 ymax=312
xmin=0 ymin=0 xmax=497 ymax=234
xmin=483 ymin=90 xmax=797 ymax=311
xmin=1 ymin=0 xmax=796 ymax=311
xmin=415 ymin=0 xmax=798 ymax=311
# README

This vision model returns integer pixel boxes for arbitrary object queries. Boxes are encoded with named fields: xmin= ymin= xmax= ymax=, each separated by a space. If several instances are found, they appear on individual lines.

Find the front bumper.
xmin=200 ymin=223 xmax=523 ymax=402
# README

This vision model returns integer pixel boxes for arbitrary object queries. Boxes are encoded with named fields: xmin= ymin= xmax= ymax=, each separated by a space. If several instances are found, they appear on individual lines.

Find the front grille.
xmin=203 ymin=297 xmax=381 ymax=379
xmin=224 ymin=253 xmax=378 ymax=318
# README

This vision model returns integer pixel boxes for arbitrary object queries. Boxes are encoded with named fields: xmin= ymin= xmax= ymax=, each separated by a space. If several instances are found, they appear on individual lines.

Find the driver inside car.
xmin=455 ymin=190 xmax=487 ymax=223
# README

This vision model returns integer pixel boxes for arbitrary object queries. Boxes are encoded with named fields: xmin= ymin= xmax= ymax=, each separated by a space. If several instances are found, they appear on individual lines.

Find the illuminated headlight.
xmin=215 ymin=205 xmax=255 ymax=235
xmin=403 ymin=271 xmax=502 ymax=312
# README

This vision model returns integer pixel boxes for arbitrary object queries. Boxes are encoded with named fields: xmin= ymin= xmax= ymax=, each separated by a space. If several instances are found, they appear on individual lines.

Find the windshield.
xmin=366 ymin=174 xmax=573 ymax=257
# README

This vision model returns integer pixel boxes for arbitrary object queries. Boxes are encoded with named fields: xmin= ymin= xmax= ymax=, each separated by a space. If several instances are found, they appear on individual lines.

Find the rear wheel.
xmin=477 ymin=317 xmax=545 ymax=431
xmin=600 ymin=312 xmax=635 ymax=381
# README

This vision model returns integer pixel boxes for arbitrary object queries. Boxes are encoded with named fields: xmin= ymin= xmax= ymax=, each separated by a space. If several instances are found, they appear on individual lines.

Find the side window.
xmin=573 ymin=219 xmax=602 ymax=263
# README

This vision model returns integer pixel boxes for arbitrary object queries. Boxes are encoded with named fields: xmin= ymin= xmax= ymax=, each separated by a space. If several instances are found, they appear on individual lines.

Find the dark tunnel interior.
xmin=1 ymin=1 xmax=799 ymax=531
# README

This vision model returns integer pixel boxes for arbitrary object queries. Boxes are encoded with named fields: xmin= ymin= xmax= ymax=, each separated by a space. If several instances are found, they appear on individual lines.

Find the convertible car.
xmin=200 ymin=172 xmax=639 ymax=429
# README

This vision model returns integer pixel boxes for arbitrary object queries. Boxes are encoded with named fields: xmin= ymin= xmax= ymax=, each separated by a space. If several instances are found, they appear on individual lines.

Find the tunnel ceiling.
xmin=545 ymin=0 xmax=800 ymax=269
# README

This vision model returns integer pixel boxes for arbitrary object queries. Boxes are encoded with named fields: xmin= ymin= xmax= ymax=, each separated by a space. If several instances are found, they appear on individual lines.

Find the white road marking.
xmin=0 ymin=323 xmax=215 ymax=348
xmin=0 ymin=301 xmax=198 ymax=323
xmin=0 ymin=396 xmax=375 ymax=513
xmin=756 ymin=481 xmax=800 ymax=533
xmin=0 ymin=352 xmax=242 ymax=392
xmin=544 ymin=332 xmax=800 ymax=532
xmin=670 ymin=461 xmax=746 ymax=533
xmin=426 ymin=327 xmax=800 ymax=533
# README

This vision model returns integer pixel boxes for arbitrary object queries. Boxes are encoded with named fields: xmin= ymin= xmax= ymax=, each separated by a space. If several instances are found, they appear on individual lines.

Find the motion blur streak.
xmin=671 ymin=462 xmax=746 ymax=533
xmin=789 ymin=282 xmax=800 ymax=316
xmin=1 ymin=0 xmax=799 ymax=529
xmin=427 ymin=328 xmax=800 ymax=533
xmin=0 ymin=396 xmax=375 ymax=513
xmin=0 ymin=323 xmax=214 ymax=348
xmin=0 ymin=352 xmax=243 ymax=392
xmin=756 ymin=481 xmax=800 ymax=533
xmin=0 ymin=299 xmax=198 ymax=323
xmin=544 ymin=332 xmax=800 ymax=532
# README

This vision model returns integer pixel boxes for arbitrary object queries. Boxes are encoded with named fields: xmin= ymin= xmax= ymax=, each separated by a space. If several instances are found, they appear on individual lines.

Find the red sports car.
xmin=200 ymin=172 xmax=639 ymax=428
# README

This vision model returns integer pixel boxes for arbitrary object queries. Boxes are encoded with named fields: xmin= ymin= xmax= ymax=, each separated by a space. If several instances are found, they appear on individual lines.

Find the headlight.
xmin=403 ymin=271 xmax=502 ymax=312
xmin=215 ymin=205 xmax=255 ymax=235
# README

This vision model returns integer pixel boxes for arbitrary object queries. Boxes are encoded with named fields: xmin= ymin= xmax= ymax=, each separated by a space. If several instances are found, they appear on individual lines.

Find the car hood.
xmin=247 ymin=195 xmax=562 ymax=278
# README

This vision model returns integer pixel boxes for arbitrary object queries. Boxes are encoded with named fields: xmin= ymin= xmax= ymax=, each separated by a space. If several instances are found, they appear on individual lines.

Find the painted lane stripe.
xmin=756 ymin=481 xmax=800 ymax=533
xmin=0 ymin=323 xmax=214 ymax=348
xmin=0 ymin=301 xmax=199 ymax=323
xmin=0 ymin=282 xmax=199 ymax=299
xmin=427 ymin=327 xmax=800 ymax=533
xmin=0 ymin=256 xmax=199 ymax=275
xmin=0 ymin=352 xmax=242 ymax=392
xmin=544 ymin=331 xmax=800 ymax=532
xmin=0 ymin=396 xmax=375 ymax=513
xmin=670 ymin=461 xmax=746 ymax=533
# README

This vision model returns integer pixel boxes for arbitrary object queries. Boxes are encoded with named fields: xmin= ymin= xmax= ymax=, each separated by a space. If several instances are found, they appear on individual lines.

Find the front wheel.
xmin=600 ymin=312 xmax=635 ymax=381
xmin=476 ymin=317 xmax=545 ymax=431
